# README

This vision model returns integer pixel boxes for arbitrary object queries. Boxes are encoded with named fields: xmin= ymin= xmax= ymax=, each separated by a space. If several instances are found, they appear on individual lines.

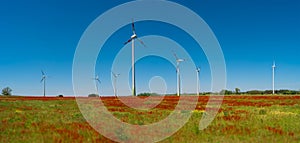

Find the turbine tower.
xmin=124 ymin=19 xmax=146 ymax=96
xmin=112 ymin=71 xmax=120 ymax=97
xmin=173 ymin=52 xmax=185 ymax=96
xmin=196 ymin=67 xmax=200 ymax=96
xmin=93 ymin=74 xmax=101 ymax=94
xmin=40 ymin=70 xmax=47 ymax=97
xmin=272 ymin=61 xmax=276 ymax=95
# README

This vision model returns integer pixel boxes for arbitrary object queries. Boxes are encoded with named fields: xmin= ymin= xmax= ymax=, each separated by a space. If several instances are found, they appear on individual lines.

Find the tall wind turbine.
xmin=93 ymin=74 xmax=101 ymax=94
xmin=196 ymin=67 xmax=200 ymax=96
xmin=40 ymin=70 xmax=47 ymax=97
xmin=112 ymin=71 xmax=120 ymax=97
xmin=272 ymin=61 xmax=276 ymax=95
xmin=124 ymin=19 xmax=146 ymax=96
xmin=173 ymin=52 xmax=185 ymax=96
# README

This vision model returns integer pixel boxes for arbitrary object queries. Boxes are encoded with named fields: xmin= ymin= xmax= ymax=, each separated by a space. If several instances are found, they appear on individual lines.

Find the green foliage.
xmin=245 ymin=90 xmax=264 ymax=95
xmin=264 ymin=90 xmax=273 ymax=94
xmin=259 ymin=109 xmax=267 ymax=115
xmin=2 ymin=87 xmax=12 ymax=96
xmin=220 ymin=89 xmax=233 ymax=95
xmin=88 ymin=94 xmax=99 ymax=97
xmin=277 ymin=89 xmax=298 ymax=95
xmin=137 ymin=92 xmax=159 ymax=96
xmin=235 ymin=88 xmax=240 ymax=94
xmin=218 ymin=89 xmax=300 ymax=95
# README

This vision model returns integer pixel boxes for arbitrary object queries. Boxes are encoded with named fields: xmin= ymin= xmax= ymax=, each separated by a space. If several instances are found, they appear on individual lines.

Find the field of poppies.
xmin=1 ymin=95 xmax=300 ymax=142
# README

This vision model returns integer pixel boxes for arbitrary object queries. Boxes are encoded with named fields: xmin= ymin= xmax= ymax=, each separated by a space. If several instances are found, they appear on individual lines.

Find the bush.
xmin=259 ymin=109 xmax=267 ymax=115
xmin=137 ymin=93 xmax=159 ymax=96
xmin=88 ymin=94 xmax=99 ymax=97
xmin=138 ymin=93 xmax=151 ymax=96
xmin=58 ymin=94 xmax=63 ymax=97
xmin=246 ymin=90 xmax=264 ymax=95
xmin=2 ymin=87 xmax=12 ymax=96
xmin=220 ymin=90 xmax=233 ymax=95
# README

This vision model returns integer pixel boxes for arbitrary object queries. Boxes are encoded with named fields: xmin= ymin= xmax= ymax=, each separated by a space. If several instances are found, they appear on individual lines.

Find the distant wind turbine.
xmin=124 ymin=19 xmax=147 ymax=96
xmin=196 ymin=67 xmax=200 ymax=96
xmin=272 ymin=61 xmax=276 ymax=95
xmin=40 ymin=70 xmax=47 ymax=97
xmin=93 ymin=74 xmax=101 ymax=94
xmin=173 ymin=51 xmax=186 ymax=96
xmin=112 ymin=71 xmax=120 ymax=97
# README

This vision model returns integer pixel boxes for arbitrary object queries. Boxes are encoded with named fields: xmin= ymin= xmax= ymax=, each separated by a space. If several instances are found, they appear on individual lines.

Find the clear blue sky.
xmin=1 ymin=0 xmax=300 ymax=96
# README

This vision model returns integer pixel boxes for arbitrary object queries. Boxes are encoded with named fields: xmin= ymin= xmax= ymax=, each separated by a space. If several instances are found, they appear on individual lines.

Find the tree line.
xmin=1 ymin=86 xmax=300 ymax=96
xmin=218 ymin=88 xmax=300 ymax=95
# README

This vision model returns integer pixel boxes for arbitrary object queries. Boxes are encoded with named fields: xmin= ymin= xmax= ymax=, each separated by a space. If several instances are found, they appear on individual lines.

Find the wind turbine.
xmin=40 ymin=70 xmax=47 ymax=97
xmin=124 ymin=19 xmax=146 ymax=96
xmin=93 ymin=74 xmax=101 ymax=94
xmin=272 ymin=61 xmax=276 ymax=95
xmin=173 ymin=52 xmax=185 ymax=96
xmin=196 ymin=67 xmax=200 ymax=96
xmin=112 ymin=71 xmax=120 ymax=97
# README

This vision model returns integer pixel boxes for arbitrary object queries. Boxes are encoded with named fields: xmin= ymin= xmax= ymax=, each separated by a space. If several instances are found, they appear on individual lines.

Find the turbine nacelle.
xmin=112 ymin=72 xmax=120 ymax=78
xmin=172 ymin=51 xmax=186 ymax=64
xmin=94 ymin=75 xmax=101 ymax=83
xmin=131 ymin=34 xmax=137 ymax=39
xmin=40 ymin=70 xmax=47 ymax=82
xmin=177 ymin=59 xmax=185 ymax=63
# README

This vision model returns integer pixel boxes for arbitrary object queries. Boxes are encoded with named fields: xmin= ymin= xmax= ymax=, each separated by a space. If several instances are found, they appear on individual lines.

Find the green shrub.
xmin=88 ymin=94 xmax=99 ymax=97
xmin=2 ymin=87 xmax=12 ymax=96
xmin=259 ymin=109 xmax=267 ymax=115
xmin=137 ymin=93 xmax=159 ymax=96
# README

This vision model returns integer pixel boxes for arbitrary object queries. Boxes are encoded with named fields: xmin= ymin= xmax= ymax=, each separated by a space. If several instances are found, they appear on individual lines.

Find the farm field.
xmin=1 ymin=95 xmax=300 ymax=143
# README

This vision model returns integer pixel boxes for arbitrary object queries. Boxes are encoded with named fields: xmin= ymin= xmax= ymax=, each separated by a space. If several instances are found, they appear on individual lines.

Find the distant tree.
xmin=137 ymin=93 xmax=159 ymax=96
xmin=2 ymin=87 xmax=12 ymax=96
xmin=235 ymin=88 xmax=241 ymax=95
xmin=220 ymin=89 xmax=233 ymax=95
xmin=88 ymin=93 xmax=99 ymax=97
xmin=263 ymin=90 xmax=273 ymax=95
xmin=246 ymin=90 xmax=264 ymax=95
xmin=277 ymin=89 xmax=297 ymax=95
xmin=58 ymin=94 xmax=64 ymax=97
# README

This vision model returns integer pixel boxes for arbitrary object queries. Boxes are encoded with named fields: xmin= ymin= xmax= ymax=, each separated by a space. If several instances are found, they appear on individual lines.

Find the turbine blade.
xmin=124 ymin=38 xmax=132 ymax=45
xmin=41 ymin=70 xmax=45 ymax=75
xmin=40 ymin=77 xmax=44 ymax=83
xmin=111 ymin=71 xmax=116 ymax=76
xmin=132 ymin=19 xmax=136 ymax=34
xmin=137 ymin=38 xmax=147 ymax=48
xmin=172 ymin=51 xmax=179 ymax=60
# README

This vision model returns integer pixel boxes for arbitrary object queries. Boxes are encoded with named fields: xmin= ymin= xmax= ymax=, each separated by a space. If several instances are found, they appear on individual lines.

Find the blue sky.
xmin=0 ymin=0 xmax=300 ymax=96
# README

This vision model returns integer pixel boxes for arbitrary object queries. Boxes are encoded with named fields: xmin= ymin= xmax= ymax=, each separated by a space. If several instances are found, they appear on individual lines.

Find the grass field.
xmin=1 ymin=95 xmax=300 ymax=142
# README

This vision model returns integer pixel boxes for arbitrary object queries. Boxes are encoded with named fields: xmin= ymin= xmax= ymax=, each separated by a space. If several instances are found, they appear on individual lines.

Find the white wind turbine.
xmin=173 ymin=52 xmax=186 ymax=96
xmin=272 ymin=61 xmax=276 ymax=95
xmin=124 ymin=19 xmax=146 ymax=96
xmin=196 ymin=67 xmax=200 ymax=96
xmin=40 ymin=70 xmax=47 ymax=97
xmin=93 ymin=74 xmax=101 ymax=94
xmin=112 ymin=71 xmax=120 ymax=97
